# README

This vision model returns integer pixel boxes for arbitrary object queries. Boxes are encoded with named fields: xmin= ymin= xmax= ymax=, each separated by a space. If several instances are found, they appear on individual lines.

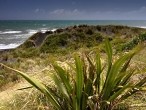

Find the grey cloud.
xmin=50 ymin=9 xmax=84 ymax=15
xmin=36 ymin=6 xmax=146 ymax=20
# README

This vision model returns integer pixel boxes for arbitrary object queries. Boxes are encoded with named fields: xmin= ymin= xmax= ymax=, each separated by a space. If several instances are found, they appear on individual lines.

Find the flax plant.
xmin=1 ymin=40 xmax=146 ymax=110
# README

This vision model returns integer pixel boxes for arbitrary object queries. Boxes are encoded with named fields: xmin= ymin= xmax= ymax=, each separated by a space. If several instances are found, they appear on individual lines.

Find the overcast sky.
xmin=0 ymin=0 xmax=146 ymax=20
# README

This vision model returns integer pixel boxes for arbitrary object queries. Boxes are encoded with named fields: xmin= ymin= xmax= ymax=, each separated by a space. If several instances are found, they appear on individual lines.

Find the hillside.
xmin=1 ymin=25 xmax=146 ymax=110
xmin=0 ymin=25 xmax=141 ymax=59
xmin=19 ymin=25 xmax=146 ymax=52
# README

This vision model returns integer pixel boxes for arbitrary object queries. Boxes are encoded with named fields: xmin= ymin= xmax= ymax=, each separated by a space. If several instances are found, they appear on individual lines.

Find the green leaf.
xmin=101 ymin=39 xmax=113 ymax=98
xmin=120 ymin=70 xmax=134 ymax=86
xmin=53 ymin=64 xmax=72 ymax=94
xmin=86 ymin=54 xmax=95 ymax=81
xmin=95 ymin=53 xmax=102 ymax=94
xmin=105 ymin=39 xmax=112 ymax=67
xmin=108 ymin=84 xmax=131 ymax=101
xmin=121 ymin=77 xmax=146 ymax=100
xmin=102 ymin=48 xmax=135 ymax=100
xmin=75 ymin=55 xmax=84 ymax=110
xmin=53 ymin=73 xmax=70 ymax=100
xmin=135 ymin=76 xmax=146 ymax=87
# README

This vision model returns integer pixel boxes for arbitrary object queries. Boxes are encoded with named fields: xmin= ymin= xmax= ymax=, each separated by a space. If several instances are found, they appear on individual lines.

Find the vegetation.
xmin=0 ymin=66 xmax=19 ymax=91
xmin=11 ymin=25 xmax=146 ymax=57
xmin=0 ymin=89 xmax=52 ymax=110
xmin=120 ymin=33 xmax=146 ymax=51
xmin=1 ymin=40 xmax=146 ymax=110
xmin=40 ymin=32 xmax=103 ymax=53
xmin=1 ymin=25 xmax=146 ymax=110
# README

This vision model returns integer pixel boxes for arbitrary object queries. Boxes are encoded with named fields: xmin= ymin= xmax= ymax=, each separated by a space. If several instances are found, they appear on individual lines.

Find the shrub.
xmin=86 ymin=29 xmax=94 ymax=35
xmin=1 ymin=40 xmax=146 ymax=110
xmin=121 ymin=33 xmax=146 ymax=51
xmin=40 ymin=33 xmax=70 ymax=53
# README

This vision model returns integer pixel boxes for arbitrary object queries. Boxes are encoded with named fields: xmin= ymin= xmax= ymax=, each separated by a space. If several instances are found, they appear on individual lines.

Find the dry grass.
xmin=1 ymin=47 xmax=146 ymax=110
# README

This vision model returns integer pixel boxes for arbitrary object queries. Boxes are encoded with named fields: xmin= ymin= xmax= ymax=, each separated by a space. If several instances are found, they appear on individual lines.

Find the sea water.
xmin=0 ymin=20 xmax=146 ymax=50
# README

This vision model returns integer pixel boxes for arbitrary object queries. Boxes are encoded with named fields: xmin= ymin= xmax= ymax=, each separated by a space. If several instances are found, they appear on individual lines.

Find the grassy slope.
xmin=12 ymin=25 xmax=146 ymax=56
xmin=0 ymin=25 xmax=146 ymax=110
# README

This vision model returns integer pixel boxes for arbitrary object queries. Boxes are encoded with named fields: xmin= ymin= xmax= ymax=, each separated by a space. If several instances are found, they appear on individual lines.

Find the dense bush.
xmin=86 ymin=29 xmax=94 ymax=35
xmin=16 ymin=25 xmax=146 ymax=55
xmin=40 ymin=33 xmax=70 ymax=53
xmin=121 ymin=33 xmax=146 ymax=51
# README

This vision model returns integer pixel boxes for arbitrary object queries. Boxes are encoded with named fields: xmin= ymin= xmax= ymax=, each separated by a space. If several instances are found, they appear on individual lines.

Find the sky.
xmin=0 ymin=0 xmax=146 ymax=20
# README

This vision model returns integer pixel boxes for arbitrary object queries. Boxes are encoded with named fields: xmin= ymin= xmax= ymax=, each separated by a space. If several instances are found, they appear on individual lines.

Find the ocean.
xmin=0 ymin=20 xmax=146 ymax=50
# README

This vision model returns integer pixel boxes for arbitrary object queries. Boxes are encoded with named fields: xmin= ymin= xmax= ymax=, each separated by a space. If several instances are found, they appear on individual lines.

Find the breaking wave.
xmin=0 ymin=43 xmax=20 ymax=50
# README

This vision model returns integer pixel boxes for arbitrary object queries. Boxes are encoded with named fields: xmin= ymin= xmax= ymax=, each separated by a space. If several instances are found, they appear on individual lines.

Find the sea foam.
xmin=0 ymin=28 xmax=57 ymax=50
xmin=139 ymin=26 xmax=146 ymax=29
xmin=0 ymin=43 xmax=20 ymax=50
xmin=27 ymin=30 xmax=38 ymax=34
xmin=27 ymin=28 xmax=57 ymax=34
xmin=0 ymin=31 xmax=22 ymax=34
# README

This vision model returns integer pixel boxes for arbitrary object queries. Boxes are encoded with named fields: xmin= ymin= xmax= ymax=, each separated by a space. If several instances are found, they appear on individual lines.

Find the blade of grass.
xmin=96 ymin=53 xmax=102 ymax=94
xmin=53 ymin=64 xmax=72 ymax=93
xmin=102 ymin=52 xmax=135 ymax=100
xmin=75 ymin=55 xmax=84 ymax=110
xmin=108 ymin=84 xmax=132 ymax=101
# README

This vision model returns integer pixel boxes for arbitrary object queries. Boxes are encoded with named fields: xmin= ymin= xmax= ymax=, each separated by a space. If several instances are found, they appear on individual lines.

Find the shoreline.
xmin=0 ymin=24 xmax=146 ymax=51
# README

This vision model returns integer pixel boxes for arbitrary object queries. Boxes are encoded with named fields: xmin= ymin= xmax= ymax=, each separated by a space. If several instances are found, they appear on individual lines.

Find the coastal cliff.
xmin=16 ymin=25 xmax=146 ymax=54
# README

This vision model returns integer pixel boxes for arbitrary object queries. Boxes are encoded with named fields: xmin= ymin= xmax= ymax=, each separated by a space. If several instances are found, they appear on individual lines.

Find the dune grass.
xmin=1 ymin=25 xmax=146 ymax=110
xmin=1 ymin=40 xmax=146 ymax=110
